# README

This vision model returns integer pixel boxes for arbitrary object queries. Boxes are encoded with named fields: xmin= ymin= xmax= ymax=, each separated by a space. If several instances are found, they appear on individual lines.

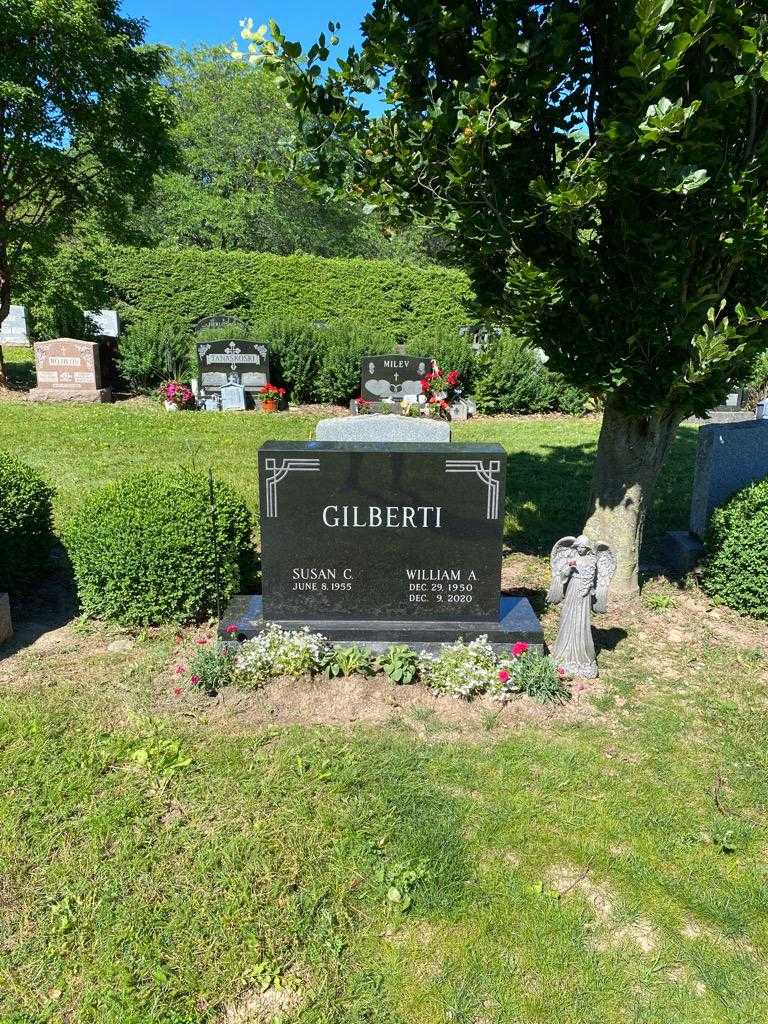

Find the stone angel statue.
xmin=546 ymin=535 xmax=616 ymax=678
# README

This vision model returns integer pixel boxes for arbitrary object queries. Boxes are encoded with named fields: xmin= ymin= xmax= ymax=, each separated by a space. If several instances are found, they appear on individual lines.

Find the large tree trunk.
xmin=583 ymin=398 xmax=684 ymax=598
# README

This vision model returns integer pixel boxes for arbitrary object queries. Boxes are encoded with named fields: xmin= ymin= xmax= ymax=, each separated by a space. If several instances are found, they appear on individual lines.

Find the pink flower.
xmin=196 ymin=637 xmax=209 ymax=645
xmin=173 ymin=687 xmax=182 ymax=697
xmin=498 ymin=668 xmax=510 ymax=683
xmin=512 ymin=642 xmax=529 ymax=657
xmin=175 ymin=664 xmax=186 ymax=675
xmin=557 ymin=667 xmax=566 ymax=677
xmin=190 ymin=674 xmax=200 ymax=685
xmin=225 ymin=624 xmax=238 ymax=635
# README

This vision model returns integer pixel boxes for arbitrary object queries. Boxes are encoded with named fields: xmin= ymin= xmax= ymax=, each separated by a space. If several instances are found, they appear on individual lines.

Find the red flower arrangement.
xmin=420 ymin=367 xmax=462 ymax=415
xmin=512 ymin=642 xmax=529 ymax=657
xmin=259 ymin=383 xmax=286 ymax=398
xmin=354 ymin=396 xmax=373 ymax=414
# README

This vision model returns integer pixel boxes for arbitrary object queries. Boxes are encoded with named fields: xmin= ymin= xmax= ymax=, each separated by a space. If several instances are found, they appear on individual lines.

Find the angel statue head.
xmin=573 ymin=535 xmax=592 ymax=556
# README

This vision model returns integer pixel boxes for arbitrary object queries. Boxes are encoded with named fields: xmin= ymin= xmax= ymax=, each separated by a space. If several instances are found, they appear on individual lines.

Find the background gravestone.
xmin=221 ymin=440 xmax=543 ymax=653
xmin=220 ymin=381 xmax=246 ymax=411
xmin=193 ymin=313 xmax=249 ymax=334
xmin=0 ymin=305 xmax=30 ymax=347
xmin=360 ymin=355 xmax=432 ymax=402
xmin=690 ymin=420 xmax=768 ymax=537
xmin=197 ymin=340 xmax=269 ymax=402
xmin=29 ymin=339 xmax=111 ymax=403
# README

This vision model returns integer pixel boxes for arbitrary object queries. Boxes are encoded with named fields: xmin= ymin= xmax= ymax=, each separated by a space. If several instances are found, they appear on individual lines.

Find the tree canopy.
xmin=236 ymin=2 xmax=768 ymax=592
xmin=0 ymin=0 xmax=177 ymax=371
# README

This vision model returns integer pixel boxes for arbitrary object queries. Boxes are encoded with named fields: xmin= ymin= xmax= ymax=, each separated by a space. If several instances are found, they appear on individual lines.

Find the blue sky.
xmin=120 ymin=0 xmax=370 ymax=57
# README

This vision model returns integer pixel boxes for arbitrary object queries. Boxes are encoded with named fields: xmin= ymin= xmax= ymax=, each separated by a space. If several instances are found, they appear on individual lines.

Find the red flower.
xmin=557 ymin=666 xmax=566 ymax=677
xmin=175 ymin=664 xmax=186 ymax=675
xmin=447 ymin=370 xmax=460 ymax=386
xmin=439 ymin=399 xmax=449 ymax=410
xmin=173 ymin=687 xmax=182 ymax=697
xmin=511 ymin=642 xmax=529 ymax=657
xmin=196 ymin=637 xmax=209 ymax=645
xmin=190 ymin=674 xmax=200 ymax=685
xmin=498 ymin=668 xmax=510 ymax=683
xmin=225 ymin=624 xmax=238 ymax=635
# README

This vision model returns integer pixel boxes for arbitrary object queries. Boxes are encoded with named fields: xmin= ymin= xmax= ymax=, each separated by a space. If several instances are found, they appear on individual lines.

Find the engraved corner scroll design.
xmin=264 ymin=457 xmax=320 ymax=518
xmin=445 ymin=459 xmax=501 ymax=520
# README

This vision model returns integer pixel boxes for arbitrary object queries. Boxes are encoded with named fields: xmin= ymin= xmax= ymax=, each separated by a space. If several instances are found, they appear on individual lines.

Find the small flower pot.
xmin=261 ymin=398 xmax=279 ymax=413
xmin=163 ymin=400 xmax=179 ymax=412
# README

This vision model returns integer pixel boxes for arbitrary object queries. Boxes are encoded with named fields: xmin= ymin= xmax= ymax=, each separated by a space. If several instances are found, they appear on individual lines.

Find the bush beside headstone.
xmin=702 ymin=478 xmax=768 ymax=620
xmin=0 ymin=452 xmax=55 ymax=593
xmin=62 ymin=470 xmax=255 ymax=626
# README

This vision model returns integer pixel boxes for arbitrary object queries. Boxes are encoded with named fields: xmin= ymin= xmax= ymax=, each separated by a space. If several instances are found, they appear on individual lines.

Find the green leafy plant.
xmin=62 ymin=470 xmax=255 ymax=626
xmin=702 ymin=478 xmax=768 ymax=619
xmin=474 ymin=334 xmax=559 ymax=415
xmin=234 ymin=625 xmax=326 ymax=685
xmin=117 ymin=318 xmax=192 ymax=391
xmin=643 ymin=593 xmax=675 ymax=612
xmin=376 ymin=645 xmax=419 ymax=685
xmin=418 ymin=636 xmax=498 ymax=700
xmin=496 ymin=649 xmax=571 ymax=706
xmin=187 ymin=639 xmax=238 ymax=695
xmin=321 ymin=645 xmax=375 ymax=678
xmin=0 ymin=451 xmax=55 ymax=593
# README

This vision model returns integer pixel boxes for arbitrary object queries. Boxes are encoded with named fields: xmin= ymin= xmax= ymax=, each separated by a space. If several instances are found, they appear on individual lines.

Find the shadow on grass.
xmin=503 ymin=426 xmax=698 ymax=559
xmin=1 ymin=545 xmax=79 ymax=659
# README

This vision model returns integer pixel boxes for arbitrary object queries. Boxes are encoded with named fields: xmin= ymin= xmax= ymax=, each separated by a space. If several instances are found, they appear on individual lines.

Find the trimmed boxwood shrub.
xmin=702 ymin=478 xmax=768 ymax=619
xmin=62 ymin=470 xmax=255 ymax=626
xmin=0 ymin=452 xmax=55 ymax=592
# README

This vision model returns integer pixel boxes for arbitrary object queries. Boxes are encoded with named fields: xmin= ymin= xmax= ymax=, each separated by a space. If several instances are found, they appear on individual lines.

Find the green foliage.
xmin=0 ymin=452 xmax=54 ymax=593
xmin=474 ymin=335 xmax=558 ymax=415
xmin=248 ymin=2 xmax=768 ymax=420
xmin=497 ymin=651 xmax=572 ymax=706
xmin=62 ymin=470 xmax=255 ymax=626
xmin=376 ymin=645 xmax=419 ymax=685
xmin=117 ymin=318 xmax=192 ymax=391
xmin=745 ymin=350 xmax=768 ymax=407
xmin=322 ymin=645 xmax=375 ymax=678
xmin=702 ymin=479 xmax=768 ymax=619
xmin=407 ymin=331 xmax=477 ymax=390
xmin=98 ymin=245 xmax=474 ymax=351
xmin=0 ymin=0 xmax=176 ymax=340
xmin=187 ymin=641 xmax=238 ymax=695
xmin=266 ymin=321 xmax=325 ymax=403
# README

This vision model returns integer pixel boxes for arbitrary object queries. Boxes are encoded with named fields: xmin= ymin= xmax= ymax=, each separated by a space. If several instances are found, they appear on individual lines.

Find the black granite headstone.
xmin=360 ymin=355 xmax=433 ymax=403
xmin=197 ymin=340 xmax=270 ymax=399
xmin=220 ymin=441 xmax=543 ymax=652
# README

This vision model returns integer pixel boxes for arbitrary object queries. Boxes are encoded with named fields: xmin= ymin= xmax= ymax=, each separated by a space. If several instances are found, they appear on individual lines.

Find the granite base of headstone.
xmin=659 ymin=530 xmax=704 ymax=573
xmin=0 ymin=593 xmax=12 ymax=645
xmin=690 ymin=419 xmax=768 ymax=537
xmin=316 ymin=414 xmax=451 ymax=443
xmin=219 ymin=440 xmax=543 ymax=654
xmin=29 ymin=339 xmax=111 ymax=403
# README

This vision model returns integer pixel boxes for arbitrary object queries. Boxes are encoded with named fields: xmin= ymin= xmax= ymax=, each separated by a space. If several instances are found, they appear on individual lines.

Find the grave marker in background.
xmin=29 ymin=339 xmax=111 ymax=403
xmin=0 ymin=305 xmax=30 ymax=347
xmin=360 ymin=355 xmax=432 ymax=403
xmin=197 ymin=340 xmax=269 ymax=402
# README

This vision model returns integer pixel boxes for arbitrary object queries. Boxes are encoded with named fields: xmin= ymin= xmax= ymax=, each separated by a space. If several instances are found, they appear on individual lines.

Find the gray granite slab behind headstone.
xmin=315 ymin=413 xmax=450 ymax=443
xmin=690 ymin=419 xmax=768 ymax=537
xmin=0 ymin=305 xmax=29 ymax=346
xmin=85 ymin=309 xmax=120 ymax=338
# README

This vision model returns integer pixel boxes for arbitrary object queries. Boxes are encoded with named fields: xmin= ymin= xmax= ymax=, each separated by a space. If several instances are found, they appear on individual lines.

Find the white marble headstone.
xmin=0 ymin=305 xmax=30 ymax=346
xmin=85 ymin=309 xmax=120 ymax=338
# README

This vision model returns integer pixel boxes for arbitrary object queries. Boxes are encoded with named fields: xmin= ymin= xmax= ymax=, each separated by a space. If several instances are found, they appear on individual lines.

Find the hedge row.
xmin=99 ymin=246 xmax=476 ymax=349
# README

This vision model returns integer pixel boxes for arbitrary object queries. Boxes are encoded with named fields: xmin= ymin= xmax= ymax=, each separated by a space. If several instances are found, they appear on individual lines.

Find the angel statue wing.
xmin=593 ymin=542 xmax=616 ymax=614
xmin=546 ymin=536 xmax=577 ymax=605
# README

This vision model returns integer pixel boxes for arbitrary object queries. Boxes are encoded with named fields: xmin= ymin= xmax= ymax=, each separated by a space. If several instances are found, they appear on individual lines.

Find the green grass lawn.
xmin=3 ymin=387 xmax=762 ymax=1024
xmin=0 ymin=389 xmax=696 ymax=555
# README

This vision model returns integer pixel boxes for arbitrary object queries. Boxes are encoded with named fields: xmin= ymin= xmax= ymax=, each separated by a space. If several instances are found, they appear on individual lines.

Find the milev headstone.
xmin=29 ymin=339 xmax=111 ymax=403
xmin=360 ymin=355 xmax=432 ymax=403
xmin=197 ymin=340 xmax=269 ymax=402
xmin=0 ymin=305 xmax=30 ymax=347
xmin=220 ymin=441 xmax=543 ymax=653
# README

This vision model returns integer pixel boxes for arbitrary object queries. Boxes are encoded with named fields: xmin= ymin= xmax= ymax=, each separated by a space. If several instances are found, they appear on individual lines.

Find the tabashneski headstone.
xmin=29 ymin=339 xmax=111 ymax=403
xmin=220 ymin=440 xmax=543 ymax=653
xmin=360 ymin=355 xmax=432 ymax=403
xmin=0 ymin=305 xmax=30 ymax=347
xmin=196 ymin=340 xmax=269 ymax=403
xmin=220 ymin=381 xmax=247 ymax=411
xmin=690 ymin=420 xmax=768 ymax=537
xmin=315 ymin=413 xmax=451 ymax=443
